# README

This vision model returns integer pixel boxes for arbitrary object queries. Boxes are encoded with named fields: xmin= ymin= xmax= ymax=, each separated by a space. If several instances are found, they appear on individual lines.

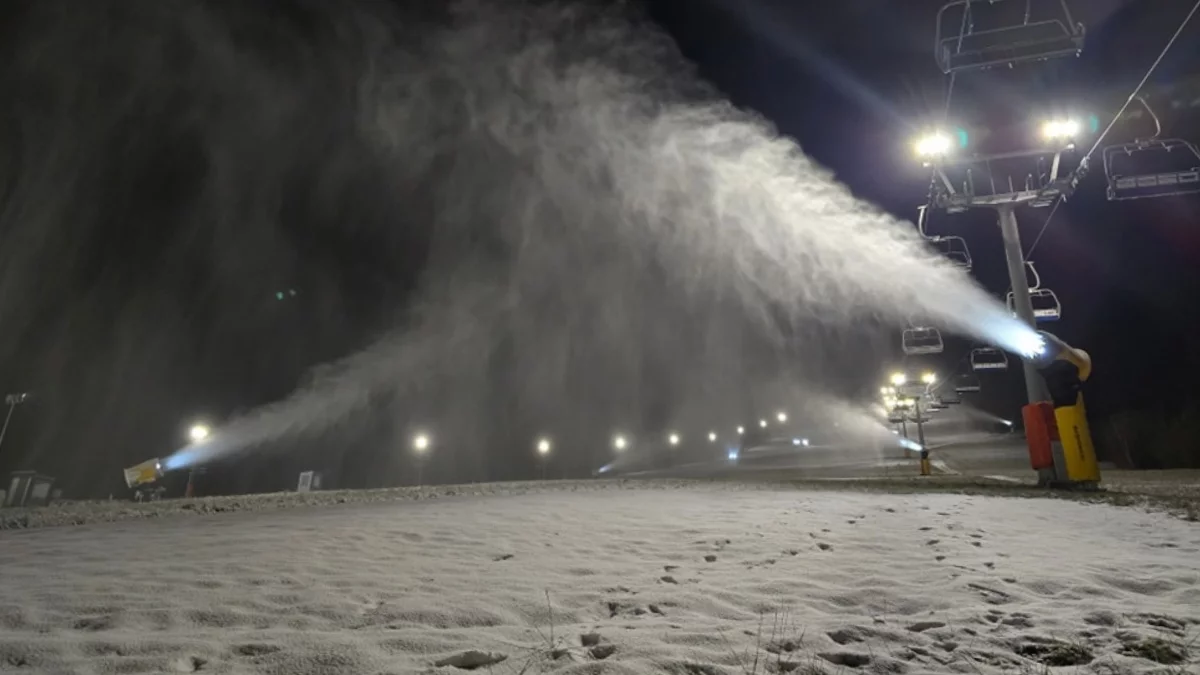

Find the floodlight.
xmin=914 ymin=132 xmax=952 ymax=160
xmin=1041 ymin=119 xmax=1080 ymax=141
xmin=189 ymin=424 xmax=210 ymax=443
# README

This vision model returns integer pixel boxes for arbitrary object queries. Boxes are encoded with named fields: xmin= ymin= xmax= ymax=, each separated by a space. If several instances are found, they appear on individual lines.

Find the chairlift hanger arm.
xmin=1025 ymin=261 xmax=1042 ymax=290
xmin=1134 ymin=95 xmax=1163 ymax=140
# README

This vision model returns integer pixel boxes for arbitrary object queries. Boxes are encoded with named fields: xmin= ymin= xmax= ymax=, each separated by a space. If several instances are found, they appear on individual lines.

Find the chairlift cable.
xmin=1081 ymin=0 xmax=1200 ymax=163
xmin=1023 ymin=0 xmax=1200 ymax=260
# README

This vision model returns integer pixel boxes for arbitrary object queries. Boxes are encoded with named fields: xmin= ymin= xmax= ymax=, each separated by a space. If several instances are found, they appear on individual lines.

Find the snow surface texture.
xmin=1 ymin=485 xmax=1198 ymax=675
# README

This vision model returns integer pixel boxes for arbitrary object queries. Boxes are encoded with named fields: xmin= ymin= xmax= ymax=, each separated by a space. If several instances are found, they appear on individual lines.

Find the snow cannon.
xmin=1023 ymin=331 xmax=1100 ymax=488
xmin=123 ymin=457 xmax=164 ymax=489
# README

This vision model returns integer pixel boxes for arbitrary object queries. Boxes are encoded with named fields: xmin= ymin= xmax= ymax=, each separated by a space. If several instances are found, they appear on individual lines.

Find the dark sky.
xmin=1 ymin=0 xmax=1198 ymax=497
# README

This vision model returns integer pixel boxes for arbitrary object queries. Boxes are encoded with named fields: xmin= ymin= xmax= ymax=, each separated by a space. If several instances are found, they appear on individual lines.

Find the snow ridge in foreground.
xmin=0 ymin=487 xmax=1198 ymax=674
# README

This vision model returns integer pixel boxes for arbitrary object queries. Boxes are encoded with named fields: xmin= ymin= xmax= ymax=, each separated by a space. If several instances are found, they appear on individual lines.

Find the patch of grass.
xmin=1121 ymin=637 xmax=1189 ymax=665
xmin=1015 ymin=640 xmax=1093 ymax=667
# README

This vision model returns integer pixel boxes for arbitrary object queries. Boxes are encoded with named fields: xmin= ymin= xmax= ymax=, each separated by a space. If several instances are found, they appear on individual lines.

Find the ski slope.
xmin=1 ymin=482 xmax=1197 ymax=674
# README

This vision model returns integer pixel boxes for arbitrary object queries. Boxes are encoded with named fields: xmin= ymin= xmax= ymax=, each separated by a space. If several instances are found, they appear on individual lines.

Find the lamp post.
xmin=184 ymin=423 xmax=210 ymax=498
xmin=536 ymin=437 xmax=551 ymax=480
xmin=916 ymin=373 xmax=938 ymax=475
xmin=413 ymin=433 xmax=430 ymax=486
xmin=0 ymin=393 xmax=28 ymax=460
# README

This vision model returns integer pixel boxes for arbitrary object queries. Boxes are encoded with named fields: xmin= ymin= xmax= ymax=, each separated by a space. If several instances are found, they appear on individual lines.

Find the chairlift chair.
xmin=1030 ymin=288 xmax=1061 ymax=321
xmin=969 ymin=347 xmax=1009 ymax=371
xmin=902 ymin=326 xmax=945 ymax=355
xmin=934 ymin=0 xmax=1085 ymax=75
xmin=887 ymin=411 xmax=906 ymax=424
xmin=954 ymin=373 xmax=982 ymax=394
xmin=1006 ymin=287 xmax=1062 ymax=322
xmin=1102 ymin=138 xmax=1200 ymax=201
xmin=928 ymin=235 xmax=973 ymax=270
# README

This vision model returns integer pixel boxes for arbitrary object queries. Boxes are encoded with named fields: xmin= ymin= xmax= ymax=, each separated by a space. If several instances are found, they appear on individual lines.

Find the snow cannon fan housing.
xmin=1030 ymin=331 xmax=1091 ymax=407
xmin=123 ymin=458 xmax=164 ymax=489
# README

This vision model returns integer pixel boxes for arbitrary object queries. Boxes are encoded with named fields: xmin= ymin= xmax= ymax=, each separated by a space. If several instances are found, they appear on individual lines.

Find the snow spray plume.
xmin=150 ymin=0 xmax=1043 ymax=471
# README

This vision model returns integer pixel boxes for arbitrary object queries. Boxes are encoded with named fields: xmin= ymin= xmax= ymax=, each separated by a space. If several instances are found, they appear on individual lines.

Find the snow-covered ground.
xmin=1 ymin=483 xmax=1198 ymax=674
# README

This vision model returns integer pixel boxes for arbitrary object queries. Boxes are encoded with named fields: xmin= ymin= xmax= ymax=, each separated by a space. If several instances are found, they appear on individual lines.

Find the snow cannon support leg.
xmin=1050 ymin=389 xmax=1101 ymax=486
xmin=1021 ymin=402 xmax=1062 ymax=487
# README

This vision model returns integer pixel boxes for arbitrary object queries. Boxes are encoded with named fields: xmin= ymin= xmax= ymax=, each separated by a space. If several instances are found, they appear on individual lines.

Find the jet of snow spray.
xmin=162 ymin=0 xmax=1042 ymax=471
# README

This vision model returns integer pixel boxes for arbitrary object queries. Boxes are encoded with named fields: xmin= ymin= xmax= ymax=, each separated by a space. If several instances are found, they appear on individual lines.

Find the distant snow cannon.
xmin=123 ymin=457 xmax=164 ymax=490
xmin=1022 ymin=331 xmax=1100 ymax=488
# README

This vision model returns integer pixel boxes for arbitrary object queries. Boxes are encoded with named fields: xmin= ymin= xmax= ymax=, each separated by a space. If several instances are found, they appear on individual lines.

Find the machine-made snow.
xmin=1 ymin=484 xmax=1196 ymax=675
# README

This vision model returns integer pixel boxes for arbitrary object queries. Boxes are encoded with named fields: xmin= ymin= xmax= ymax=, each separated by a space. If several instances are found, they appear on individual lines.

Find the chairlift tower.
xmin=918 ymin=0 xmax=1091 ymax=407
xmin=921 ymin=141 xmax=1087 ymax=405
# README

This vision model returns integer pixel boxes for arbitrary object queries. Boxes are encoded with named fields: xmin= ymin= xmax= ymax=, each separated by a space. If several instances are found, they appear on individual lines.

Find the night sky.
xmin=1 ymin=0 xmax=1198 ymax=498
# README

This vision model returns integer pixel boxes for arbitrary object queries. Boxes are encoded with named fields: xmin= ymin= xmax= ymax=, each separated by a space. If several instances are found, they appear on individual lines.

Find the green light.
xmin=1087 ymin=114 xmax=1100 ymax=134
xmin=276 ymin=292 xmax=284 ymax=300
xmin=953 ymin=126 xmax=969 ymax=149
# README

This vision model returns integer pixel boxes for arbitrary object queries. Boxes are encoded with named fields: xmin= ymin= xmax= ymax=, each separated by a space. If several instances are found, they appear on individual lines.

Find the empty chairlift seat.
xmin=928 ymin=235 xmax=973 ymax=270
xmin=1007 ymin=288 xmax=1062 ymax=322
xmin=955 ymin=374 xmax=982 ymax=394
xmin=902 ymin=327 xmax=945 ymax=355
xmin=1103 ymin=138 xmax=1200 ymax=201
xmin=934 ymin=0 xmax=1085 ymax=75
xmin=970 ymin=347 xmax=1009 ymax=371
xmin=1030 ymin=288 xmax=1061 ymax=321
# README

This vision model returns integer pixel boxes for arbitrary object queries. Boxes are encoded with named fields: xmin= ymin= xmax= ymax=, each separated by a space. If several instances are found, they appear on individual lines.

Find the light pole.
xmin=667 ymin=432 xmax=680 ymax=468
xmin=185 ymin=423 xmax=210 ymax=498
xmin=915 ymin=373 xmax=938 ymax=475
xmin=0 ymin=393 xmax=28 ymax=459
xmin=412 ymin=433 xmax=430 ymax=486
xmin=536 ymin=437 xmax=551 ymax=480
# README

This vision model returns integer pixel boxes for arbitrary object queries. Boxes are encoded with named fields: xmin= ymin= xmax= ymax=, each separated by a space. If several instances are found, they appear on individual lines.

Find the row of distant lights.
xmin=405 ymin=410 xmax=810 ymax=459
